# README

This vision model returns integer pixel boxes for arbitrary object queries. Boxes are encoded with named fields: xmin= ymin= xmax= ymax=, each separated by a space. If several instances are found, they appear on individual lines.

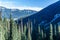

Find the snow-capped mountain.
xmin=0 ymin=6 xmax=37 ymax=20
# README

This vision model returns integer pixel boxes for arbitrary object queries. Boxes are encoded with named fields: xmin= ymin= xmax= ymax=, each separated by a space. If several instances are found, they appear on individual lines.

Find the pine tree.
xmin=24 ymin=24 xmax=27 ymax=35
xmin=8 ymin=13 xmax=13 ymax=40
xmin=20 ymin=18 xmax=23 ymax=34
xmin=41 ymin=29 xmax=44 ymax=40
xmin=50 ymin=24 xmax=53 ymax=40
xmin=17 ymin=25 xmax=21 ymax=40
xmin=20 ymin=21 xmax=27 ymax=40
xmin=58 ymin=23 xmax=60 ymax=33
xmin=20 ymin=19 xmax=27 ymax=40
xmin=56 ymin=24 xmax=59 ymax=36
xmin=54 ymin=24 xmax=57 ymax=36
xmin=30 ymin=22 xmax=33 ymax=34
xmin=0 ymin=21 xmax=5 ymax=40
xmin=21 ymin=33 xmax=27 ymax=40
xmin=57 ymin=23 xmax=60 ymax=40
xmin=3 ymin=15 xmax=9 ymax=40
xmin=37 ymin=24 xmax=42 ymax=40
xmin=0 ymin=11 xmax=2 ymax=21
xmin=21 ymin=25 xmax=27 ymax=40
xmin=27 ymin=21 xmax=31 ymax=40
xmin=53 ymin=24 xmax=57 ymax=40
xmin=0 ymin=10 xmax=5 ymax=40
xmin=12 ymin=22 xmax=19 ymax=40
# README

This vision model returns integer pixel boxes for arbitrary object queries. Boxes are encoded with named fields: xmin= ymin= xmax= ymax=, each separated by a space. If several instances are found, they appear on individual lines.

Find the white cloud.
xmin=0 ymin=1 xmax=43 ymax=11
xmin=10 ymin=6 xmax=43 ymax=11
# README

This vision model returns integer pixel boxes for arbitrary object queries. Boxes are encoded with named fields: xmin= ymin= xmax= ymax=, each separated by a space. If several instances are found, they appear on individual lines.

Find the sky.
xmin=0 ymin=0 xmax=59 ymax=11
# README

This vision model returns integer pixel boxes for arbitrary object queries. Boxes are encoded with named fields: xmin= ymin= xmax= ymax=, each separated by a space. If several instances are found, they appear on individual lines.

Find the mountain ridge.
xmin=16 ymin=1 xmax=60 ymax=27
xmin=0 ymin=6 xmax=37 ymax=20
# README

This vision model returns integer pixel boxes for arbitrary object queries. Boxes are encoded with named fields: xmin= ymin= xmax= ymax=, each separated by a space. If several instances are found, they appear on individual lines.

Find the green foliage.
xmin=0 ymin=21 xmax=5 ymax=40
xmin=50 ymin=24 xmax=53 ymax=40
xmin=20 ymin=19 xmax=23 ymax=34
xmin=0 ymin=12 xmax=60 ymax=40
xmin=12 ymin=23 xmax=18 ymax=40
xmin=21 ymin=33 xmax=27 ymax=40
xmin=3 ymin=17 xmax=8 ymax=40
xmin=37 ymin=25 xmax=42 ymax=40
xmin=17 ymin=26 xmax=21 ymax=40
xmin=27 ymin=21 xmax=32 ymax=40
xmin=24 ymin=24 xmax=27 ymax=35
xmin=58 ymin=24 xmax=60 ymax=33
xmin=0 ymin=12 xmax=2 ymax=21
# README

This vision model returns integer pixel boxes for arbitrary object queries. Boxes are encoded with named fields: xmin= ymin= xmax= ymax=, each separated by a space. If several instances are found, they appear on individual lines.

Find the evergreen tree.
xmin=54 ymin=24 xmax=57 ymax=36
xmin=8 ymin=13 xmax=13 ymax=40
xmin=37 ymin=24 xmax=42 ymax=40
xmin=56 ymin=24 xmax=59 ymax=36
xmin=57 ymin=23 xmax=60 ymax=40
xmin=0 ymin=11 xmax=2 ymax=21
xmin=27 ymin=21 xmax=31 ymax=40
xmin=24 ymin=24 xmax=27 ymax=35
xmin=3 ymin=15 xmax=9 ymax=40
xmin=30 ymin=22 xmax=33 ymax=34
xmin=12 ymin=23 xmax=19 ymax=40
xmin=50 ymin=24 xmax=53 ymax=40
xmin=17 ymin=25 xmax=21 ymax=40
xmin=20 ymin=18 xmax=23 ymax=34
xmin=21 ymin=33 xmax=27 ymax=40
xmin=58 ymin=23 xmax=60 ymax=33
xmin=21 ymin=24 xmax=27 ymax=40
xmin=41 ymin=29 xmax=44 ymax=40
xmin=0 ymin=22 xmax=5 ymax=40
xmin=53 ymin=24 xmax=57 ymax=40
xmin=20 ymin=21 xmax=27 ymax=40
xmin=0 ymin=11 xmax=5 ymax=40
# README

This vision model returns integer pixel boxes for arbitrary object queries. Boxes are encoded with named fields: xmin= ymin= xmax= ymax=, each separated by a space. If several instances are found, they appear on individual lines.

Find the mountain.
xmin=17 ymin=1 xmax=60 ymax=28
xmin=0 ymin=6 xmax=37 ymax=19
xmin=16 ymin=1 xmax=60 ymax=40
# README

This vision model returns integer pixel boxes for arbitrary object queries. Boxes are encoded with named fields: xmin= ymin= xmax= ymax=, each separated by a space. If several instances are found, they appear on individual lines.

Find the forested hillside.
xmin=0 ymin=1 xmax=60 ymax=40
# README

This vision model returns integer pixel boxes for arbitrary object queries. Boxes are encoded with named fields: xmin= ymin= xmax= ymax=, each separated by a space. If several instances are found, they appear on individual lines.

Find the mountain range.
xmin=17 ymin=1 xmax=60 ymax=29
xmin=0 ymin=1 xmax=60 ymax=25
xmin=0 ymin=6 xmax=37 ymax=20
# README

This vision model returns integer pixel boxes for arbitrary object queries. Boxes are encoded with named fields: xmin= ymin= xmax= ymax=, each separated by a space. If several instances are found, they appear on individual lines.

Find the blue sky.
xmin=0 ymin=0 xmax=59 ymax=11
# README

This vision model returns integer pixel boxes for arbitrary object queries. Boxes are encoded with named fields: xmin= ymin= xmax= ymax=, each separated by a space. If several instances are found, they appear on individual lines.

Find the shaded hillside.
xmin=16 ymin=1 xmax=60 ymax=40
xmin=0 ymin=1 xmax=60 ymax=40
xmin=17 ymin=1 xmax=60 ymax=25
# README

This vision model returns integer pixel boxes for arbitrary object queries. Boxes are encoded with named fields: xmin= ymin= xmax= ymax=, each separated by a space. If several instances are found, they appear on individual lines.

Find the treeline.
xmin=0 ymin=13 xmax=60 ymax=40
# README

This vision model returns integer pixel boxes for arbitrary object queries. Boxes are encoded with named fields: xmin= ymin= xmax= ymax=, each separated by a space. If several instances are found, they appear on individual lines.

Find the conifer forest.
xmin=0 ymin=1 xmax=60 ymax=40
xmin=0 ymin=10 xmax=60 ymax=40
